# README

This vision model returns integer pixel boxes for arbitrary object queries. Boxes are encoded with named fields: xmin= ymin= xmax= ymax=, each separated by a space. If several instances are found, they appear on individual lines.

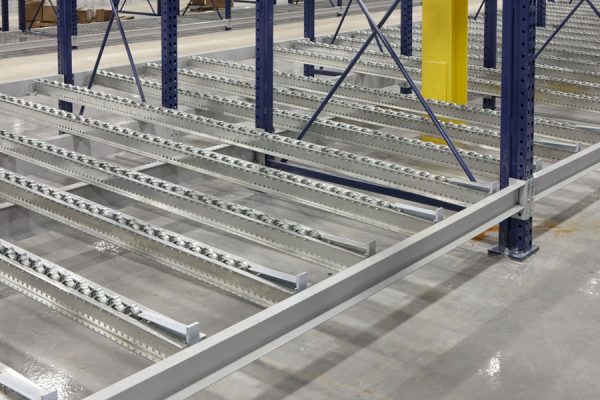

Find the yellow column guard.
xmin=421 ymin=0 xmax=469 ymax=105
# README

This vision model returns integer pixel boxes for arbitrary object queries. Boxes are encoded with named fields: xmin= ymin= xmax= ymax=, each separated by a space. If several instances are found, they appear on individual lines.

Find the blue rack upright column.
xmin=18 ymin=0 xmax=26 ymax=31
xmin=161 ymin=0 xmax=178 ymax=108
xmin=537 ymin=0 xmax=546 ymax=27
xmin=57 ymin=0 xmax=74 ymax=113
xmin=256 ymin=0 xmax=274 ymax=133
xmin=482 ymin=0 xmax=497 ymax=109
xmin=1 ymin=0 xmax=8 ymax=31
xmin=304 ymin=0 xmax=315 ymax=76
xmin=400 ymin=0 xmax=412 ymax=93
xmin=492 ymin=0 xmax=539 ymax=260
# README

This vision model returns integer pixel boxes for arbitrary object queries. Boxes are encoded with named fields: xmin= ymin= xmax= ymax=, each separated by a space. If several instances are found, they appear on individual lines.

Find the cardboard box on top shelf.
xmin=25 ymin=0 xmax=43 ymax=22
xmin=77 ymin=7 xmax=94 ymax=23
xmin=95 ymin=8 xmax=113 ymax=22
xmin=42 ymin=4 xmax=56 ymax=22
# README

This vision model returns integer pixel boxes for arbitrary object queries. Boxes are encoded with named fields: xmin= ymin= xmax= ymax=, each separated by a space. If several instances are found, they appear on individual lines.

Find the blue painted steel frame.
xmin=18 ymin=0 xmax=26 ymax=31
xmin=400 ymin=0 xmax=412 ymax=93
xmin=161 ymin=0 xmax=178 ymax=108
xmin=256 ymin=0 xmax=274 ymax=133
xmin=1 ymin=0 xmax=8 ymax=31
xmin=482 ymin=0 xmax=497 ymax=109
xmin=57 ymin=0 xmax=74 ymax=113
xmin=304 ymin=0 xmax=316 ymax=76
xmin=495 ymin=0 xmax=538 ymax=260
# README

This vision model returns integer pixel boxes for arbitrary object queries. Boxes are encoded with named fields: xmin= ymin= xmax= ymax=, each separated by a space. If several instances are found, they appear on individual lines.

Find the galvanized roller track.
xmin=144 ymin=63 xmax=576 ymax=160
xmin=0 ymin=167 xmax=299 ymax=307
xmin=186 ymin=56 xmax=596 ymax=144
xmin=99 ymin=71 xmax=500 ymax=175
xmin=32 ymin=80 xmax=486 ymax=206
xmin=0 ymin=94 xmax=434 ymax=233
xmin=378 ymin=26 xmax=600 ymax=63
xmin=314 ymin=37 xmax=600 ymax=85
xmin=0 ymin=239 xmax=190 ymax=362
xmin=329 ymin=34 xmax=600 ymax=73
xmin=0 ymin=131 xmax=368 ymax=270
xmin=293 ymin=40 xmax=600 ymax=96
xmin=273 ymin=47 xmax=600 ymax=112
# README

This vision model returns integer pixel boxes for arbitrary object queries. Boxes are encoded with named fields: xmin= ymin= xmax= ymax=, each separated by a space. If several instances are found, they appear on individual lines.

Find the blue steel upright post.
xmin=225 ymin=0 xmax=232 ymax=30
xmin=18 ymin=0 xmax=26 ymax=31
xmin=161 ymin=0 xmax=178 ymax=108
xmin=304 ymin=0 xmax=315 ymax=76
xmin=57 ymin=0 xmax=74 ymax=113
xmin=256 ymin=0 xmax=274 ymax=133
xmin=537 ymin=0 xmax=546 ymax=27
xmin=482 ymin=0 xmax=497 ymax=109
xmin=493 ymin=0 xmax=539 ymax=260
xmin=400 ymin=0 xmax=412 ymax=93
xmin=1 ymin=0 xmax=8 ymax=31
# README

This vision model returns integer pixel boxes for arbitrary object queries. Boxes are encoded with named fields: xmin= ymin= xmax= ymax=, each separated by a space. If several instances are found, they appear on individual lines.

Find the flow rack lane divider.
xmin=97 ymin=70 xmax=500 ymax=176
xmin=142 ymin=63 xmax=577 ymax=161
xmin=0 ymin=238 xmax=203 ymax=362
xmin=330 ymin=34 xmax=600 ymax=73
xmin=0 ymin=131 xmax=369 ymax=271
xmin=0 ymin=360 xmax=57 ymax=400
xmin=291 ymin=40 xmax=600 ymax=97
xmin=273 ymin=47 xmax=600 ymax=112
xmin=0 ymin=168 xmax=300 ymax=307
xmin=186 ymin=56 xmax=597 ymax=145
xmin=0 ymin=94 xmax=435 ymax=234
xmin=31 ymin=80 xmax=486 ymax=206
xmin=299 ymin=39 xmax=600 ymax=86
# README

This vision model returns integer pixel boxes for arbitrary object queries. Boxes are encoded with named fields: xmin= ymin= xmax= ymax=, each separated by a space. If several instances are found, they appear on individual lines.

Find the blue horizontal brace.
xmin=354 ymin=0 xmax=476 ymax=182
xmin=268 ymin=161 xmax=465 ymax=211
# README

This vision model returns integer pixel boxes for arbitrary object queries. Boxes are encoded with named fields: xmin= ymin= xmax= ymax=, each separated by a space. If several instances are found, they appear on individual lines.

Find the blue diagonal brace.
xmin=296 ymin=0 xmax=476 ymax=182
xmin=80 ymin=0 xmax=146 ymax=114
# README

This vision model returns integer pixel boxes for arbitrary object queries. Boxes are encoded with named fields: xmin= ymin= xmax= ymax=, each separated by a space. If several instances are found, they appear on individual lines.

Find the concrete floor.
xmin=2 ymin=1 xmax=600 ymax=399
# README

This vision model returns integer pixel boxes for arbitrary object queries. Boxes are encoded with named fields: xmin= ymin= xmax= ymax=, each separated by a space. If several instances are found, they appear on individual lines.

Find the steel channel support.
xmin=161 ymin=0 xmax=178 ymax=108
xmin=0 ymin=360 xmax=57 ymax=400
xmin=57 ymin=0 xmax=74 ymax=113
xmin=1 ymin=0 xmax=8 ymax=32
xmin=256 ymin=0 xmax=274 ymax=133
xmin=225 ymin=0 xmax=232 ymax=30
xmin=304 ymin=0 xmax=315 ymax=76
xmin=483 ymin=0 xmax=497 ymax=109
xmin=493 ymin=0 xmax=539 ymax=260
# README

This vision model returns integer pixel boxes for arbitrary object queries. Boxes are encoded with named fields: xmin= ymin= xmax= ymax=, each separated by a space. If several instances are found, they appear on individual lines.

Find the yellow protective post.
xmin=421 ymin=0 xmax=469 ymax=105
